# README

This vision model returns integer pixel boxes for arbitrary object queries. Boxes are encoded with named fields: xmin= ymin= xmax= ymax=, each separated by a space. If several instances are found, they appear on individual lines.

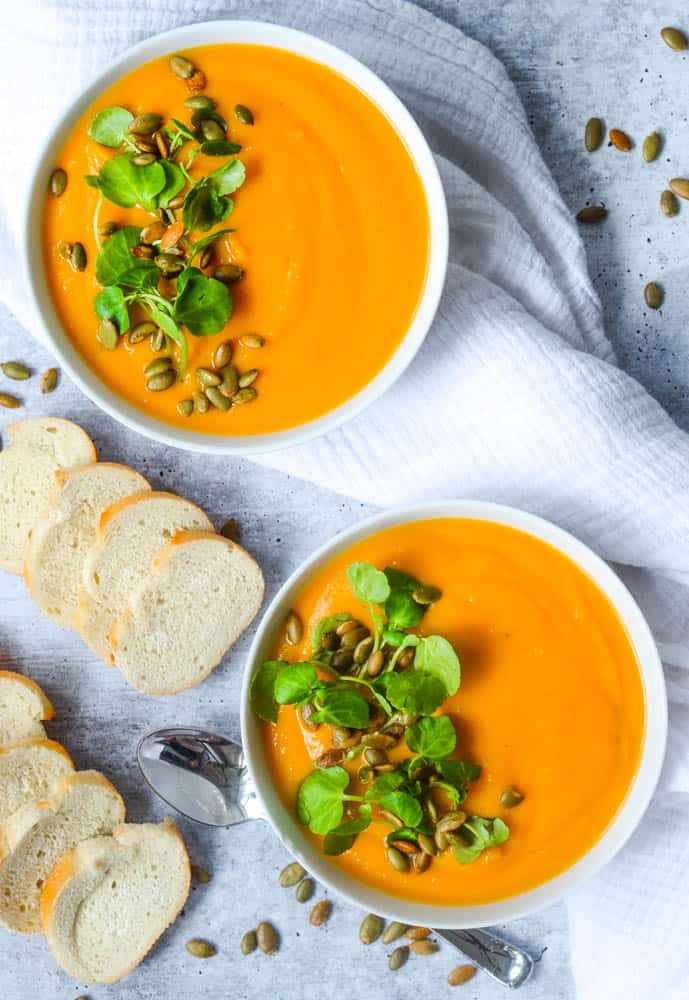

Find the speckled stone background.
xmin=1 ymin=1 xmax=687 ymax=998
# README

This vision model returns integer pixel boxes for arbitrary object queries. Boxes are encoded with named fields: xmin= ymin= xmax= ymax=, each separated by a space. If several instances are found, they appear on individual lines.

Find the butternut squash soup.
xmin=42 ymin=45 xmax=430 ymax=435
xmin=253 ymin=518 xmax=645 ymax=905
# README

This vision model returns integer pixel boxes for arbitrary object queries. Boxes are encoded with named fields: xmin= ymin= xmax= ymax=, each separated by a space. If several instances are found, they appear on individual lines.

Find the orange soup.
xmin=261 ymin=518 xmax=645 ymax=905
xmin=43 ymin=44 xmax=430 ymax=435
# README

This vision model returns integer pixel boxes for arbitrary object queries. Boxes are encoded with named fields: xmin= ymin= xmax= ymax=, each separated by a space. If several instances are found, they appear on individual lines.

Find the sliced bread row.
xmin=0 ymin=670 xmax=55 ymax=745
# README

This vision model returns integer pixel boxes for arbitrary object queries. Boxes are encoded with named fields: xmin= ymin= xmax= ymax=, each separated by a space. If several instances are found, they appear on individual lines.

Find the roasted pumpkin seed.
xmin=386 ymin=846 xmax=409 ymax=873
xmin=213 ymin=263 xmax=244 ymax=284
xmin=397 ymin=646 xmax=415 ymax=669
xmin=213 ymin=340 xmax=233 ymax=369
xmin=660 ymin=189 xmax=679 ymax=217
xmin=49 ymin=167 xmax=67 ymax=196
xmin=576 ymin=205 xmax=607 ymax=223
xmin=233 ymin=387 xmax=257 ymax=404
xmin=331 ymin=649 xmax=354 ymax=671
xmin=331 ymin=725 xmax=353 ymax=747
xmin=0 ymin=392 xmax=20 ymax=409
xmin=256 ymin=921 xmax=278 ymax=953
xmin=644 ymin=282 xmax=663 ymax=309
xmin=670 ymin=178 xmax=689 ymax=200
xmin=71 ymin=242 xmax=87 ymax=271
xmin=150 ymin=328 xmax=165 ymax=352
xmin=436 ymin=810 xmax=467 ymax=835
xmin=642 ymin=131 xmax=661 ymax=163
xmin=56 ymin=240 xmax=72 ymax=261
xmin=279 ymin=861 xmax=305 ymax=887
xmin=144 ymin=357 xmax=172 ymax=377
xmin=146 ymin=370 xmax=176 ymax=392
xmin=1 ymin=361 xmax=29 ymax=380
xmin=40 ymin=368 xmax=58 ymax=394
xmin=235 ymin=104 xmax=254 ymax=125
xmin=296 ymin=878 xmax=315 ymax=903
xmin=413 ymin=851 xmax=432 ymax=873
xmin=239 ymin=333 xmax=265 ymax=349
xmin=190 ymin=864 xmax=210 ymax=883
xmin=382 ymin=921 xmax=408 ymax=944
xmin=367 ymin=650 xmax=385 ymax=676
xmin=238 ymin=368 xmax=258 ymax=389
xmin=388 ymin=946 xmax=409 ymax=971
xmin=417 ymin=833 xmax=437 ymax=856
xmin=132 ymin=244 xmax=154 ymax=259
xmin=155 ymin=252 xmax=184 ymax=275
xmin=405 ymin=926 xmax=431 ymax=941
xmin=128 ymin=321 xmax=156 ymax=344
xmin=201 ymin=119 xmax=225 ymax=142
xmin=584 ymin=117 xmax=603 ymax=152
xmin=285 ymin=610 xmax=303 ymax=644
xmin=353 ymin=635 xmax=374 ymax=664
xmin=140 ymin=221 xmax=166 ymax=244
xmin=363 ymin=747 xmax=388 ymax=767
xmin=240 ymin=929 xmax=257 ymax=955
xmin=134 ymin=137 xmax=157 ymax=154
xmin=412 ymin=584 xmax=442 ymax=605
xmin=609 ymin=128 xmax=632 ymax=151
xmin=317 ymin=748 xmax=344 ymax=768
xmin=129 ymin=112 xmax=163 ymax=135
xmin=199 ymin=245 xmax=214 ymax=269
xmin=170 ymin=54 xmax=194 ymax=78
xmin=448 ymin=965 xmax=476 ymax=986
xmin=131 ymin=152 xmax=158 ymax=166
xmin=661 ymin=26 xmax=688 ymax=51
xmin=411 ymin=939 xmax=438 ymax=956
xmin=196 ymin=367 xmax=222 ymax=388
xmin=205 ymin=386 xmax=231 ymax=411
xmin=185 ymin=938 xmax=216 ymax=959
xmin=161 ymin=221 xmax=184 ymax=249
xmin=177 ymin=399 xmax=194 ymax=417
xmin=219 ymin=364 xmax=239 ymax=396
xmin=362 ymin=732 xmax=396 ymax=749
xmin=155 ymin=130 xmax=169 ymax=158
xmin=97 ymin=319 xmax=118 ymax=350
xmin=192 ymin=390 xmax=210 ymax=414
xmin=359 ymin=913 xmax=384 ymax=944
xmin=357 ymin=764 xmax=373 ymax=783
xmin=185 ymin=95 xmax=216 ymax=111
xmin=99 ymin=220 xmax=118 ymax=237
xmin=309 ymin=899 xmax=331 ymax=926
xmin=167 ymin=193 xmax=186 ymax=210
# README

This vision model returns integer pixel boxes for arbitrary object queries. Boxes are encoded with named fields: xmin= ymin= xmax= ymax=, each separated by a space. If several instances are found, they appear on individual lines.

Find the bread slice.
xmin=0 ymin=418 xmax=96 ymax=574
xmin=41 ymin=818 xmax=190 ymax=983
xmin=0 ymin=770 xmax=124 ymax=933
xmin=111 ymin=530 xmax=264 ymax=695
xmin=0 ymin=670 xmax=55 ymax=746
xmin=25 ymin=462 xmax=150 ymax=628
xmin=75 ymin=492 xmax=213 ymax=664
xmin=0 ymin=738 xmax=74 ymax=823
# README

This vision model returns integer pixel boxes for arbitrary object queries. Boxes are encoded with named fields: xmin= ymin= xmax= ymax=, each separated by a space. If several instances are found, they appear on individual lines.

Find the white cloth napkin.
xmin=3 ymin=2 xmax=689 ymax=996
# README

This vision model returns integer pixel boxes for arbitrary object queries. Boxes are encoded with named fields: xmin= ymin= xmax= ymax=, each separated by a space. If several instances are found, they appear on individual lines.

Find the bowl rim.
xmin=240 ymin=498 xmax=667 ymax=928
xmin=23 ymin=18 xmax=449 ymax=455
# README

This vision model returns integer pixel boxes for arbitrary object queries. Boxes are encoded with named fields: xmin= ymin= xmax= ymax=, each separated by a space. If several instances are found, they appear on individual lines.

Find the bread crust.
xmin=0 ymin=670 xmax=55 ymax=722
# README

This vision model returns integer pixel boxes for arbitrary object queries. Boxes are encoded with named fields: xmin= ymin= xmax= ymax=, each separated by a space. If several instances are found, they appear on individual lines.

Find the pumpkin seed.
xmin=240 ymin=929 xmax=257 ymax=955
xmin=185 ymin=938 xmax=215 ymax=959
xmin=155 ymin=252 xmax=184 ymax=275
xmin=340 ymin=626 xmax=369 ymax=650
xmin=1 ymin=361 xmax=29 ymax=380
xmin=336 ymin=619 xmax=360 ymax=636
xmin=239 ymin=333 xmax=265 ymax=349
xmin=436 ymin=810 xmax=467 ymax=835
xmin=405 ymin=926 xmax=431 ymax=940
xmin=141 ymin=221 xmax=166 ymax=244
xmin=220 ymin=517 xmax=240 ymax=541
xmin=363 ymin=747 xmax=388 ymax=767
xmin=40 ymin=368 xmax=58 ymax=394
xmin=448 ymin=964 xmax=476 ymax=986
xmin=285 ymin=610 xmax=303 ymax=644
xmin=331 ymin=725 xmax=353 ymax=747
xmin=382 ymin=921 xmax=408 ymax=944
xmin=256 ymin=921 xmax=278 ymax=954
xmin=435 ymin=828 xmax=449 ymax=851
xmin=131 ymin=152 xmax=158 ymax=166
xmin=367 ymin=650 xmax=385 ymax=676
xmin=213 ymin=263 xmax=244 ymax=283
xmin=380 ymin=809 xmax=404 ymax=829
xmin=233 ymin=387 xmax=257 ymax=404
xmin=609 ymin=128 xmax=632 ymax=151
xmin=386 ymin=846 xmax=409 ymax=872
xmin=99 ymin=220 xmax=118 ymax=237
xmin=296 ymin=878 xmax=315 ymax=903
xmin=129 ymin=112 xmax=163 ymax=135
xmin=412 ymin=584 xmax=442 ymax=605
xmin=576 ymin=205 xmax=607 ymax=223
xmin=213 ymin=340 xmax=233 ymax=369
xmin=205 ymin=386 xmax=231 ymax=411
xmin=235 ymin=104 xmax=254 ymax=125
xmin=397 ymin=647 xmax=415 ymax=669
xmin=144 ymin=356 xmax=172 ymax=377
xmin=309 ymin=899 xmax=331 ymax=926
xmin=97 ymin=319 xmax=118 ymax=350
xmin=0 ymin=392 xmax=20 ymax=409
xmin=190 ymin=864 xmax=210 ymax=883
xmin=201 ymin=119 xmax=225 ymax=142
xmin=49 ymin=167 xmax=67 ymax=196
xmin=196 ymin=367 xmax=222 ymax=387
xmin=132 ymin=244 xmax=155 ymax=259
xmin=193 ymin=390 xmax=210 ymax=414
xmin=155 ymin=130 xmax=169 ymax=158
xmin=279 ymin=861 xmax=305 ymax=887
xmin=185 ymin=95 xmax=216 ymax=111
xmin=331 ymin=649 xmax=354 ymax=671
xmin=238 ymin=368 xmax=258 ymax=389
xmin=388 ymin=946 xmax=409 ymax=971
xmin=199 ymin=245 xmax=215 ymax=269
xmin=417 ymin=833 xmax=437 ymax=856
xmin=134 ymin=137 xmax=157 ymax=154
xmin=642 ymin=131 xmax=661 ymax=163
xmin=357 ymin=764 xmax=373 ymax=783
xmin=127 ymin=321 xmax=154 ymax=345
xmin=353 ymin=635 xmax=374 ymax=664
xmin=161 ymin=221 xmax=184 ymax=249
xmin=317 ymin=747 xmax=345 ymax=769
xmin=57 ymin=240 xmax=72 ymax=261
xmin=411 ymin=939 xmax=438 ymax=956
xmin=177 ymin=399 xmax=194 ymax=417
xmin=661 ymin=26 xmax=688 ymax=51
xmin=219 ymin=364 xmax=239 ymax=396
xmin=359 ymin=914 xmax=384 ymax=945
xmin=644 ymin=282 xmax=663 ymax=309
xmin=413 ymin=851 xmax=432 ymax=873
xmin=670 ymin=177 xmax=689 ymax=200
xmin=660 ymin=189 xmax=679 ymax=217
xmin=147 ymin=369 xmax=176 ymax=392
xmin=584 ymin=117 xmax=603 ymax=152
xmin=71 ymin=242 xmax=87 ymax=271
xmin=167 ymin=193 xmax=186 ymax=209
xmin=170 ymin=54 xmax=195 ymax=78
xmin=150 ymin=328 xmax=165 ymax=352
xmin=362 ymin=732 xmax=396 ymax=749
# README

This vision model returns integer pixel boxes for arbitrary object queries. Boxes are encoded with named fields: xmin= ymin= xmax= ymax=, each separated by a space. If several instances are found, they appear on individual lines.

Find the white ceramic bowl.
xmin=241 ymin=499 xmax=667 ymax=928
xmin=24 ymin=20 xmax=448 ymax=455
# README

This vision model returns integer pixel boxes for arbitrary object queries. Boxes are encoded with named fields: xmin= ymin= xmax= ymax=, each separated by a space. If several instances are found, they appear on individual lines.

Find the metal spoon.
xmin=137 ymin=727 xmax=534 ymax=990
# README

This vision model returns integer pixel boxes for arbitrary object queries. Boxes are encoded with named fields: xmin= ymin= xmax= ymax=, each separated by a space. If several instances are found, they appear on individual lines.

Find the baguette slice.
xmin=25 ymin=462 xmax=150 ymax=628
xmin=75 ymin=492 xmax=213 ymax=664
xmin=0 ymin=418 xmax=96 ymax=574
xmin=111 ymin=530 xmax=264 ymax=695
xmin=41 ymin=819 xmax=190 ymax=983
xmin=0 ymin=770 xmax=124 ymax=933
xmin=0 ymin=738 xmax=74 ymax=823
xmin=0 ymin=670 xmax=55 ymax=746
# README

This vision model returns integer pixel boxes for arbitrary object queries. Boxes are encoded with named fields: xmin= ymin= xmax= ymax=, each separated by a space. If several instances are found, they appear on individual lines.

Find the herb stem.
xmin=92 ymin=193 xmax=104 ymax=250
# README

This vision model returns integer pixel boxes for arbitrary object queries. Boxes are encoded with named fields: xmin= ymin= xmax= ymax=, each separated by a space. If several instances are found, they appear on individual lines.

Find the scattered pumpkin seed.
xmin=220 ymin=517 xmax=241 ymax=541
xmin=357 ymin=764 xmax=373 ymax=783
xmin=670 ymin=178 xmax=689 ymax=200
xmin=56 ymin=240 xmax=72 ymax=261
xmin=190 ymin=864 xmax=210 ymax=883
xmin=388 ymin=945 xmax=409 ymax=971
xmin=240 ymin=929 xmax=257 ymax=955
xmin=256 ymin=921 xmax=278 ymax=953
xmin=359 ymin=914 xmax=384 ymax=945
xmin=155 ymin=130 xmax=169 ymax=158
xmin=336 ymin=619 xmax=360 ymax=636
xmin=576 ymin=205 xmax=607 ymax=223
xmin=285 ymin=610 xmax=303 ymax=644
xmin=177 ymin=399 xmax=194 ymax=417
xmin=279 ymin=861 xmax=305 ymax=887
xmin=170 ymin=54 xmax=195 ymax=78
xmin=135 ymin=137 xmax=157 ymax=154
xmin=644 ymin=282 xmax=663 ymax=309
xmin=167 ymin=193 xmax=186 ymax=209
xmin=185 ymin=95 xmax=216 ymax=111
xmin=144 ymin=356 xmax=172 ymax=377
xmin=1 ymin=361 xmax=29 ymax=380
xmin=448 ymin=965 xmax=476 ymax=986
xmin=132 ymin=244 xmax=155 ymax=259
xmin=331 ymin=649 xmax=354 ymax=671
xmin=309 ymin=899 xmax=331 ymax=926
xmin=205 ymin=386 xmax=231 ymax=411
xmin=155 ymin=252 xmax=184 ymax=275
xmin=199 ymin=245 xmax=214 ymax=269
xmin=213 ymin=263 xmax=245 ymax=283
xmin=584 ymin=117 xmax=603 ymax=152
xmin=660 ymin=189 xmax=679 ymax=217
xmin=405 ymin=926 xmax=431 ymax=941
xmin=609 ymin=128 xmax=632 ymax=151
xmin=340 ymin=625 xmax=369 ymax=649
xmin=185 ymin=938 xmax=216 ymax=959
xmin=642 ymin=131 xmax=661 ymax=163
xmin=235 ymin=104 xmax=254 ymax=125
xmin=413 ymin=851 xmax=432 ymax=872
xmin=129 ymin=112 xmax=163 ymax=135
xmin=127 ymin=323 xmax=153 ymax=346
xmin=0 ymin=392 xmax=20 ymax=409
xmin=367 ymin=650 xmax=385 ymax=677
xmin=201 ymin=119 xmax=225 ymax=142
xmin=141 ymin=221 xmax=166 ymax=244
xmin=239 ymin=333 xmax=265 ymax=349
xmin=150 ymin=328 xmax=165 ymax=352
xmin=296 ymin=878 xmax=315 ymax=903
xmin=382 ymin=921 xmax=409 ymax=944
xmin=196 ymin=367 xmax=222 ymax=387
xmin=386 ymin=845 xmax=409 ymax=873
xmin=147 ymin=369 xmax=176 ymax=392
xmin=49 ymin=167 xmax=67 ymax=196
xmin=97 ymin=319 xmax=118 ymax=350
xmin=40 ymin=368 xmax=58 ymax=394
xmin=213 ymin=340 xmax=233 ymax=369
xmin=411 ymin=939 xmax=438 ymax=956
xmin=192 ymin=390 xmax=210 ymax=414
xmin=71 ymin=242 xmax=87 ymax=271
xmin=99 ymin=220 xmax=118 ymax=237
xmin=412 ymin=584 xmax=442 ymax=605
xmin=131 ymin=152 xmax=158 ymax=166
xmin=436 ymin=810 xmax=466 ymax=835
xmin=219 ymin=364 xmax=239 ymax=396
xmin=233 ymin=387 xmax=257 ymax=404
xmin=161 ymin=221 xmax=185 ymax=249
xmin=417 ymin=833 xmax=437 ymax=856
xmin=661 ymin=26 xmax=688 ymax=51
xmin=353 ymin=635 xmax=374 ymax=664
xmin=363 ymin=747 xmax=388 ymax=767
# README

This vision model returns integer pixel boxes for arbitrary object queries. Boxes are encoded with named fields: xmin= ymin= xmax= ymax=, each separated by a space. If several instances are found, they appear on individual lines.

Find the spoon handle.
xmin=433 ymin=928 xmax=534 ymax=989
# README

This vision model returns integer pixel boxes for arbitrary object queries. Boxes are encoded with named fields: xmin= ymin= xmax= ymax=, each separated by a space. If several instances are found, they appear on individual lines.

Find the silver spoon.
xmin=138 ymin=727 xmax=534 ymax=990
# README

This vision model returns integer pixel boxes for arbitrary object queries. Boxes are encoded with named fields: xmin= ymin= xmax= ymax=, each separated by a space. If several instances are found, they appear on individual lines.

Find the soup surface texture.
xmin=43 ymin=44 xmax=429 ymax=435
xmin=262 ymin=518 xmax=645 ymax=905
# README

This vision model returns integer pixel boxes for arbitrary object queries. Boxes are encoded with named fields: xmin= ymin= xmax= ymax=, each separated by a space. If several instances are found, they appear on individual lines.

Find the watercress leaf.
xmin=209 ymin=158 xmax=246 ymax=195
xmin=95 ymin=227 xmax=158 ymax=288
xmin=274 ymin=663 xmax=318 ymax=705
xmin=414 ymin=635 xmax=461 ymax=696
xmin=382 ymin=628 xmax=406 ymax=647
xmin=310 ymin=688 xmax=369 ymax=729
xmin=189 ymin=228 xmax=235 ymax=262
xmin=384 ymin=567 xmax=425 ymax=630
xmin=452 ymin=816 xmax=509 ymax=864
xmin=182 ymin=180 xmax=233 ymax=232
xmin=322 ymin=815 xmax=370 ymax=855
xmin=173 ymin=268 xmax=232 ymax=335
xmin=378 ymin=791 xmax=423 ymax=828
xmin=436 ymin=759 xmax=482 ymax=785
xmin=310 ymin=613 xmax=351 ymax=656
xmin=93 ymin=154 xmax=167 ymax=211
xmin=249 ymin=660 xmax=286 ymax=723
xmin=94 ymin=286 xmax=129 ymax=333
xmin=144 ymin=303 xmax=188 ymax=375
xmin=84 ymin=175 xmax=101 ymax=188
xmin=156 ymin=160 xmax=185 ymax=207
xmin=406 ymin=715 xmax=456 ymax=759
xmin=386 ymin=670 xmax=446 ymax=716
xmin=88 ymin=106 xmax=134 ymax=148
xmin=201 ymin=140 xmax=243 ymax=157
xmin=346 ymin=562 xmax=390 ymax=605
xmin=296 ymin=765 xmax=349 ymax=834
xmin=364 ymin=770 xmax=406 ymax=801
xmin=429 ymin=778 xmax=465 ymax=807
xmin=170 ymin=118 xmax=196 ymax=141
